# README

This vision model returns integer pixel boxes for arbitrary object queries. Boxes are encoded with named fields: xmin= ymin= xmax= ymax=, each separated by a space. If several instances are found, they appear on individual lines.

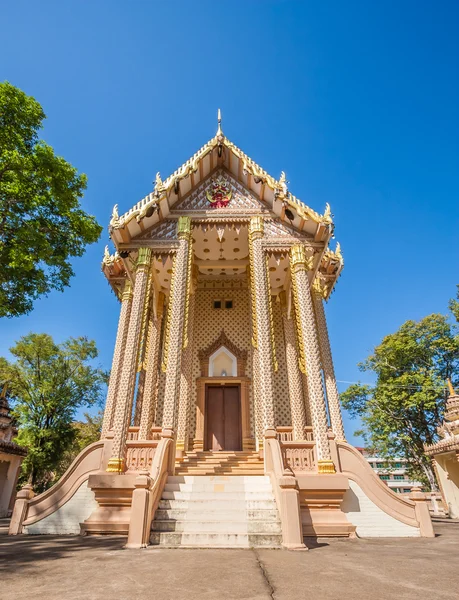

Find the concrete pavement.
xmin=1 ymin=519 xmax=458 ymax=600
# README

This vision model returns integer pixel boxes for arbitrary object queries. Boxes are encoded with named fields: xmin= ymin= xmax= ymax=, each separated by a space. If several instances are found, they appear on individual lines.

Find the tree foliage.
xmin=0 ymin=81 xmax=102 ymax=317
xmin=340 ymin=308 xmax=459 ymax=490
xmin=0 ymin=333 xmax=107 ymax=492
xmin=57 ymin=411 xmax=103 ymax=479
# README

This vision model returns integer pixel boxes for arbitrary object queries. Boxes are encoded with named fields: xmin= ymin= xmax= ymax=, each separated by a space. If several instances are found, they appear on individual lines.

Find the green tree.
xmin=340 ymin=311 xmax=459 ymax=491
xmin=0 ymin=81 xmax=102 ymax=318
xmin=0 ymin=333 xmax=107 ymax=492
xmin=57 ymin=411 xmax=103 ymax=478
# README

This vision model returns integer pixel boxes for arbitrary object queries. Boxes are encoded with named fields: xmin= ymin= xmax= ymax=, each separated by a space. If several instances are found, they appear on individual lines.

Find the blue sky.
xmin=1 ymin=1 xmax=458 ymax=444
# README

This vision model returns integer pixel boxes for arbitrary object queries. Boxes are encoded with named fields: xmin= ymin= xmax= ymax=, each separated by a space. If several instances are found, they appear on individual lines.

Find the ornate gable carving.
xmin=139 ymin=220 xmax=177 ymax=241
xmin=264 ymin=218 xmax=303 ymax=239
xmin=174 ymin=169 xmax=265 ymax=212
xmin=198 ymin=330 xmax=247 ymax=377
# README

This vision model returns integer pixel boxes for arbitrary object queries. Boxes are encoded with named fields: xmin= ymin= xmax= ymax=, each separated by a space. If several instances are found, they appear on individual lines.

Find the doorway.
xmin=205 ymin=385 xmax=242 ymax=451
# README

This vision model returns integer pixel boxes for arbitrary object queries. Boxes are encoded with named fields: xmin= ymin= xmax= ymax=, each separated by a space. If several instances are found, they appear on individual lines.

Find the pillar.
xmin=248 ymin=216 xmax=276 ymax=441
xmin=138 ymin=292 xmax=165 ymax=439
xmin=289 ymin=244 xmax=334 ymax=473
xmin=177 ymin=284 xmax=196 ymax=452
xmin=312 ymin=282 xmax=346 ymax=441
xmin=106 ymin=248 xmax=152 ymax=472
xmin=279 ymin=291 xmax=307 ymax=440
xmin=161 ymin=217 xmax=192 ymax=434
xmin=101 ymin=280 xmax=133 ymax=439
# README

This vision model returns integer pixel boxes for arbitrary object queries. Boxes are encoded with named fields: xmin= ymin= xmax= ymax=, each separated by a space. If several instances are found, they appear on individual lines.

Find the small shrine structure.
xmin=10 ymin=113 xmax=433 ymax=545
xmin=0 ymin=385 xmax=27 ymax=517
xmin=425 ymin=381 xmax=459 ymax=518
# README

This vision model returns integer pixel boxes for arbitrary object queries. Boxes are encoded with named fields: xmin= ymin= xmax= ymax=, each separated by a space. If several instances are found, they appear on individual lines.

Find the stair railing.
xmin=263 ymin=429 xmax=306 ymax=550
xmin=126 ymin=431 xmax=175 ymax=548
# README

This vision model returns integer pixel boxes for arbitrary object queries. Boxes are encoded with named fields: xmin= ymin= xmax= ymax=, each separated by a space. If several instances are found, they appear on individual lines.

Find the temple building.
xmin=10 ymin=114 xmax=433 ymax=546
xmin=425 ymin=382 xmax=459 ymax=518
xmin=0 ymin=385 xmax=27 ymax=518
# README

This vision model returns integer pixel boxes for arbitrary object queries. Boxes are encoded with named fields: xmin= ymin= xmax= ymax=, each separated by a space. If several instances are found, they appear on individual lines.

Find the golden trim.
xmin=290 ymin=264 xmax=307 ymax=375
xmin=182 ymin=237 xmax=193 ymax=349
xmin=248 ymin=225 xmax=258 ymax=349
xmin=161 ymin=254 xmax=176 ymax=372
xmin=136 ymin=270 xmax=152 ymax=372
xmin=177 ymin=216 xmax=192 ymax=239
xmin=137 ymin=247 xmax=152 ymax=269
xmin=289 ymin=244 xmax=313 ymax=272
xmin=121 ymin=280 xmax=133 ymax=302
xmin=265 ymin=253 xmax=278 ymax=372
xmin=106 ymin=457 xmax=124 ymax=473
xmin=317 ymin=459 xmax=336 ymax=474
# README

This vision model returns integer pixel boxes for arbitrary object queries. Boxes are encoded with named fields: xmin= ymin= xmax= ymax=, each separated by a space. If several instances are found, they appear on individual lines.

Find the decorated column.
xmin=312 ymin=281 xmax=346 ymax=441
xmin=176 ymin=265 xmax=196 ymax=452
xmin=161 ymin=217 xmax=192 ymax=434
xmin=289 ymin=244 xmax=334 ymax=472
xmin=106 ymin=248 xmax=152 ymax=472
xmin=138 ymin=292 xmax=165 ymax=439
xmin=248 ymin=216 xmax=276 ymax=441
xmin=101 ymin=279 xmax=133 ymax=439
xmin=279 ymin=291 xmax=308 ymax=440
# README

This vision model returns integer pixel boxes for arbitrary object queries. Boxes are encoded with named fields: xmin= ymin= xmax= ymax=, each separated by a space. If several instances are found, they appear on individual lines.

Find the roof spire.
xmin=217 ymin=108 xmax=223 ymax=137
xmin=447 ymin=378 xmax=456 ymax=396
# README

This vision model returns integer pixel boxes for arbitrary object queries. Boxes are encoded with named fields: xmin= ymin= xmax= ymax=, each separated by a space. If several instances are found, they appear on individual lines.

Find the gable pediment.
xmin=172 ymin=169 xmax=267 ymax=213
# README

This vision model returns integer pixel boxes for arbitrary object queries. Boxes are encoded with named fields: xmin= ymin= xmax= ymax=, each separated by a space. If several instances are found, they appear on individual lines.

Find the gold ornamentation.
xmin=249 ymin=215 xmax=264 ymax=239
xmin=335 ymin=242 xmax=343 ymax=263
xmin=312 ymin=278 xmax=328 ymax=300
xmin=161 ymin=254 xmax=176 ymax=372
xmin=206 ymin=175 xmax=232 ymax=208
xmin=289 ymin=244 xmax=313 ymax=272
xmin=177 ymin=216 xmax=192 ymax=240
xmin=136 ymin=270 xmax=153 ymax=372
xmin=265 ymin=254 xmax=278 ymax=372
xmin=317 ymin=459 xmax=336 ymax=474
xmin=121 ymin=280 xmax=133 ymax=302
xmin=182 ymin=236 xmax=193 ymax=349
xmin=290 ymin=260 xmax=307 ymax=375
xmin=154 ymin=172 xmax=166 ymax=196
xmin=106 ymin=457 xmax=124 ymax=473
xmin=322 ymin=203 xmax=332 ymax=224
xmin=137 ymin=247 xmax=152 ymax=269
xmin=247 ymin=220 xmax=260 ymax=348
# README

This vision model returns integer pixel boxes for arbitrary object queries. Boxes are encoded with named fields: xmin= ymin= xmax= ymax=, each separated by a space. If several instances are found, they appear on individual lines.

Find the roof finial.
xmin=217 ymin=108 xmax=223 ymax=137
xmin=0 ymin=383 xmax=7 ymax=399
xmin=447 ymin=378 xmax=456 ymax=396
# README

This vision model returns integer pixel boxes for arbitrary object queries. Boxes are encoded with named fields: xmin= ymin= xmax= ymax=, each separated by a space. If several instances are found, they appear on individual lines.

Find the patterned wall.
xmin=272 ymin=299 xmax=293 ymax=426
xmin=154 ymin=280 xmax=294 ymax=441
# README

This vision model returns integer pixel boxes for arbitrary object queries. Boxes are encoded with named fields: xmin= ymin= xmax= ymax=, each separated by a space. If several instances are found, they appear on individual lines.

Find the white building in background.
xmin=356 ymin=448 xmax=424 ymax=494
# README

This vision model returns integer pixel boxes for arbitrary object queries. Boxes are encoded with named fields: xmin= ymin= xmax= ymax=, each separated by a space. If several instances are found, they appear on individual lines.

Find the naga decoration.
xmin=206 ymin=176 xmax=232 ymax=208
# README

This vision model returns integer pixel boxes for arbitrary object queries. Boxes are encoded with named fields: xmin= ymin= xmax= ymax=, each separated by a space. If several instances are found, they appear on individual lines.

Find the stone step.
xmin=158 ymin=498 xmax=278 ymax=510
xmin=167 ymin=475 xmax=271 ymax=483
xmin=175 ymin=467 xmax=264 ymax=473
xmin=164 ymin=483 xmax=273 ymax=493
xmin=162 ymin=491 xmax=275 ymax=501
xmin=149 ymin=531 xmax=282 ymax=548
xmin=152 ymin=519 xmax=282 ymax=533
xmin=154 ymin=508 xmax=280 ymax=521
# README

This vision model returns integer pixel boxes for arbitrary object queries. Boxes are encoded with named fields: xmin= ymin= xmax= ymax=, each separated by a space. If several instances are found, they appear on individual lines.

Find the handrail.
xmin=126 ymin=435 xmax=174 ymax=548
xmin=23 ymin=440 xmax=104 ymax=525
xmin=264 ymin=431 xmax=305 ymax=549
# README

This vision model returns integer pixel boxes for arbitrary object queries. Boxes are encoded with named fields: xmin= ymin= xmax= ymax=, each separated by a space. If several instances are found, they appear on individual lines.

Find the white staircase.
xmin=150 ymin=475 xmax=282 ymax=548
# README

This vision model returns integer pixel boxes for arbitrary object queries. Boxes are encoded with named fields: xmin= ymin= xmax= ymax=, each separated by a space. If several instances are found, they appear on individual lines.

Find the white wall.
xmin=341 ymin=480 xmax=420 ymax=537
xmin=24 ymin=480 xmax=97 ymax=535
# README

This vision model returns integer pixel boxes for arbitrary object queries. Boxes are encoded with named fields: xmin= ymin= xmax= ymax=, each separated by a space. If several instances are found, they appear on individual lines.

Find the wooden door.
xmin=206 ymin=386 xmax=241 ymax=451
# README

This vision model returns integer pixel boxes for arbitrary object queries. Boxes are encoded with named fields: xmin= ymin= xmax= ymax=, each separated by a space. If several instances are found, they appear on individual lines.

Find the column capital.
xmin=312 ymin=277 xmax=328 ymax=299
xmin=121 ymin=279 xmax=133 ymax=302
xmin=136 ymin=247 xmax=152 ymax=270
xmin=289 ymin=244 xmax=313 ymax=271
xmin=249 ymin=215 xmax=264 ymax=239
xmin=177 ymin=216 xmax=192 ymax=239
